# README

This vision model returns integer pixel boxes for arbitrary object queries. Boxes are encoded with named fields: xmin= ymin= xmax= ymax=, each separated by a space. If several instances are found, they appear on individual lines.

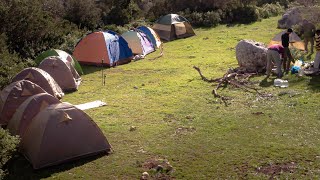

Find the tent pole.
xmin=101 ymin=59 xmax=104 ymax=86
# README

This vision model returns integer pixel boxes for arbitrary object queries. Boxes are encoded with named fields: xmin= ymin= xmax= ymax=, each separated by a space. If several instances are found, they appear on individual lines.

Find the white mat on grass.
xmin=74 ymin=100 xmax=107 ymax=110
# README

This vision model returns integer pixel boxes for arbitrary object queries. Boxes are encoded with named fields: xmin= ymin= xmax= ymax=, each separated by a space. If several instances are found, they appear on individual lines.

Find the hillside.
xmin=6 ymin=16 xmax=320 ymax=179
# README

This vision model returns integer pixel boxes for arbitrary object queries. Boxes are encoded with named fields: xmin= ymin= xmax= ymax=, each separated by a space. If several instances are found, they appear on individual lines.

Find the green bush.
xmin=180 ymin=9 xmax=223 ymax=27
xmin=0 ymin=128 xmax=19 ymax=180
xmin=64 ymin=0 xmax=102 ymax=29
xmin=256 ymin=3 xmax=284 ymax=19
xmin=103 ymin=24 xmax=129 ymax=34
xmin=58 ymin=27 xmax=87 ymax=55
xmin=105 ymin=0 xmax=143 ymax=26
xmin=0 ymin=34 xmax=31 ymax=89
xmin=229 ymin=6 xmax=259 ymax=24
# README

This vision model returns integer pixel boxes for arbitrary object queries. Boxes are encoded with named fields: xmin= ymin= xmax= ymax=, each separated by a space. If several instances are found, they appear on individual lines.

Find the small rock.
xmin=129 ymin=126 xmax=137 ymax=131
xmin=140 ymin=172 xmax=149 ymax=180
xmin=166 ymin=165 xmax=174 ymax=172
xmin=156 ymin=165 xmax=164 ymax=172
xmin=134 ymin=86 xmax=138 ymax=89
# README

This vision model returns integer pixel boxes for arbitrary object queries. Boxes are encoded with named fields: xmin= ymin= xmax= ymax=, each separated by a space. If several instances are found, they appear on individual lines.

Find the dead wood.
xmin=193 ymin=66 xmax=265 ymax=106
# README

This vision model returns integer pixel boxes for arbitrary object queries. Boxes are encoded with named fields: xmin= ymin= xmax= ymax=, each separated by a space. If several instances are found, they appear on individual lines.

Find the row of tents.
xmin=0 ymin=50 xmax=111 ymax=169
xmin=73 ymin=14 xmax=195 ymax=66
xmin=0 ymin=14 xmax=195 ymax=169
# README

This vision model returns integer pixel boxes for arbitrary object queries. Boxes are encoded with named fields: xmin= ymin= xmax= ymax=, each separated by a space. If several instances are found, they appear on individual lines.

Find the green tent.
xmin=35 ymin=49 xmax=84 ymax=75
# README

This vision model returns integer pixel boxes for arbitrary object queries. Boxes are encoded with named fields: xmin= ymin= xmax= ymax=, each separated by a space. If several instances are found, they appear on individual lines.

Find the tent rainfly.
xmin=153 ymin=14 xmax=195 ymax=41
xmin=0 ymin=80 xmax=47 ymax=126
xmin=39 ymin=56 xmax=81 ymax=92
xmin=21 ymin=102 xmax=111 ymax=169
xmin=12 ymin=67 xmax=64 ymax=99
xmin=137 ymin=26 xmax=162 ymax=49
xmin=73 ymin=31 xmax=133 ymax=66
xmin=35 ymin=49 xmax=84 ymax=75
xmin=7 ymin=93 xmax=61 ymax=138
xmin=121 ymin=30 xmax=155 ymax=56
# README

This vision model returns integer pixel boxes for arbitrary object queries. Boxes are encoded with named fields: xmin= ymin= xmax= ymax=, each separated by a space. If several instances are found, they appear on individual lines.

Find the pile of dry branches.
xmin=193 ymin=66 xmax=270 ymax=106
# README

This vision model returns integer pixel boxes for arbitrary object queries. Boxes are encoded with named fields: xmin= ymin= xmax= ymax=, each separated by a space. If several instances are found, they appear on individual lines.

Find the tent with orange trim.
xmin=73 ymin=31 xmax=133 ymax=66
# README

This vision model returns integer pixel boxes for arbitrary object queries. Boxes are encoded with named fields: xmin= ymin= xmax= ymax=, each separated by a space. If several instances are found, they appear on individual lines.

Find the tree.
xmin=64 ymin=0 xmax=102 ymax=29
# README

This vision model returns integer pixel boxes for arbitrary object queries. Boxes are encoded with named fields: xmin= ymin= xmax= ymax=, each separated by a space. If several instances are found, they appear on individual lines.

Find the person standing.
xmin=313 ymin=30 xmax=320 ymax=71
xmin=266 ymin=44 xmax=285 ymax=78
xmin=301 ymin=19 xmax=316 ymax=54
xmin=281 ymin=28 xmax=294 ymax=73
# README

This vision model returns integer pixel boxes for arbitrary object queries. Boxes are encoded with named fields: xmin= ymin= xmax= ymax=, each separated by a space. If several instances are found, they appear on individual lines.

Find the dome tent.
xmin=0 ymin=80 xmax=47 ymax=126
xmin=269 ymin=30 xmax=305 ymax=51
xmin=137 ymin=26 xmax=162 ymax=49
xmin=121 ymin=29 xmax=155 ymax=56
xmin=39 ymin=56 xmax=81 ymax=92
xmin=73 ymin=30 xmax=133 ymax=66
xmin=7 ymin=93 xmax=61 ymax=138
xmin=12 ymin=67 xmax=64 ymax=99
xmin=21 ymin=102 xmax=111 ymax=169
xmin=35 ymin=49 xmax=84 ymax=75
xmin=153 ymin=14 xmax=195 ymax=41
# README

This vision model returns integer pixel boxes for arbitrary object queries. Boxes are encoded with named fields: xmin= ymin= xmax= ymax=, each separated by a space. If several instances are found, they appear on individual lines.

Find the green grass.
xmin=6 ymin=16 xmax=320 ymax=179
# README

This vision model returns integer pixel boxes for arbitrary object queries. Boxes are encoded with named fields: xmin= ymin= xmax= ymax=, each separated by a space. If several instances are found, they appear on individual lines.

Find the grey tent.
xmin=21 ymin=102 xmax=111 ymax=169
xmin=39 ymin=56 xmax=81 ymax=92
xmin=7 ymin=93 xmax=61 ymax=138
xmin=153 ymin=14 xmax=195 ymax=41
xmin=269 ymin=30 xmax=305 ymax=50
xmin=0 ymin=80 xmax=47 ymax=126
xmin=12 ymin=67 xmax=64 ymax=99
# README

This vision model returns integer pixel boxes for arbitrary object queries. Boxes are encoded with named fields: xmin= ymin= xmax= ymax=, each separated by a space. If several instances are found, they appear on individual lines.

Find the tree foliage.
xmin=0 ymin=128 xmax=19 ymax=179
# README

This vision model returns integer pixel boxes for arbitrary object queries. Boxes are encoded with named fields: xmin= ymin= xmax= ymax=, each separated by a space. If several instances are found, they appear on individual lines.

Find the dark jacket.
xmin=281 ymin=33 xmax=290 ymax=47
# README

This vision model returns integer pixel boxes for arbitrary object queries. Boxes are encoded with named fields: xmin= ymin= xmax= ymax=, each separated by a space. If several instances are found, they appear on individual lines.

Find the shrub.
xmin=1 ymin=0 xmax=75 ymax=59
xmin=180 ymin=9 xmax=223 ymax=27
xmin=64 ymin=0 xmax=102 ymax=29
xmin=229 ymin=6 xmax=259 ymax=24
xmin=0 ymin=34 xmax=31 ymax=89
xmin=0 ymin=128 xmax=19 ymax=179
xmin=105 ymin=0 xmax=143 ymax=26
xmin=256 ymin=3 xmax=284 ymax=19
xmin=58 ymin=26 xmax=87 ymax=54
xmin=103 ymin=24 xmax=129 ymax=34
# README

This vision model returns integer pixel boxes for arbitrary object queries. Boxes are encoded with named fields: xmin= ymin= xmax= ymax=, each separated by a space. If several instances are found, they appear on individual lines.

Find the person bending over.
xmin=266 ymin=44 xmax=284 ymax=78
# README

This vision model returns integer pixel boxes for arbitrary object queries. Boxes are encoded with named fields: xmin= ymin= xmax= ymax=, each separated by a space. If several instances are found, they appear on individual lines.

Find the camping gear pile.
xmin=0 ymin=50 xmax=111 ymax=169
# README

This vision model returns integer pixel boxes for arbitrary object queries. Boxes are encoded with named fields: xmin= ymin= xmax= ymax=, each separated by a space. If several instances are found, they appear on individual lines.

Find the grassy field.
xmin=6 ymin=16 xmax=320 ymax=179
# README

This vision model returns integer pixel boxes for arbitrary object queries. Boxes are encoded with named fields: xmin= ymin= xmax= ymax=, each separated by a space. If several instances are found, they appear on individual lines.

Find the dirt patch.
xmin=142 ymin=158 xmax=174 ymax=180
xmin=256 ymin=162 xmax=296 ymax=179
xmin=163 ymin=114 xmax=177 ymax=123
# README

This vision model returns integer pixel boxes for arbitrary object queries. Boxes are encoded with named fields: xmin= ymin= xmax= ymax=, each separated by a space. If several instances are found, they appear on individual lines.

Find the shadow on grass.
xmin=4 ymin=152 xmax=107 ymax=180
xmin=308 ymin=75 xmax=320 ymax=92
xmin=81 ymin=65 xmax=106 ymax=75
xmin=259 ymin=77 xmax=275 ymax=87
